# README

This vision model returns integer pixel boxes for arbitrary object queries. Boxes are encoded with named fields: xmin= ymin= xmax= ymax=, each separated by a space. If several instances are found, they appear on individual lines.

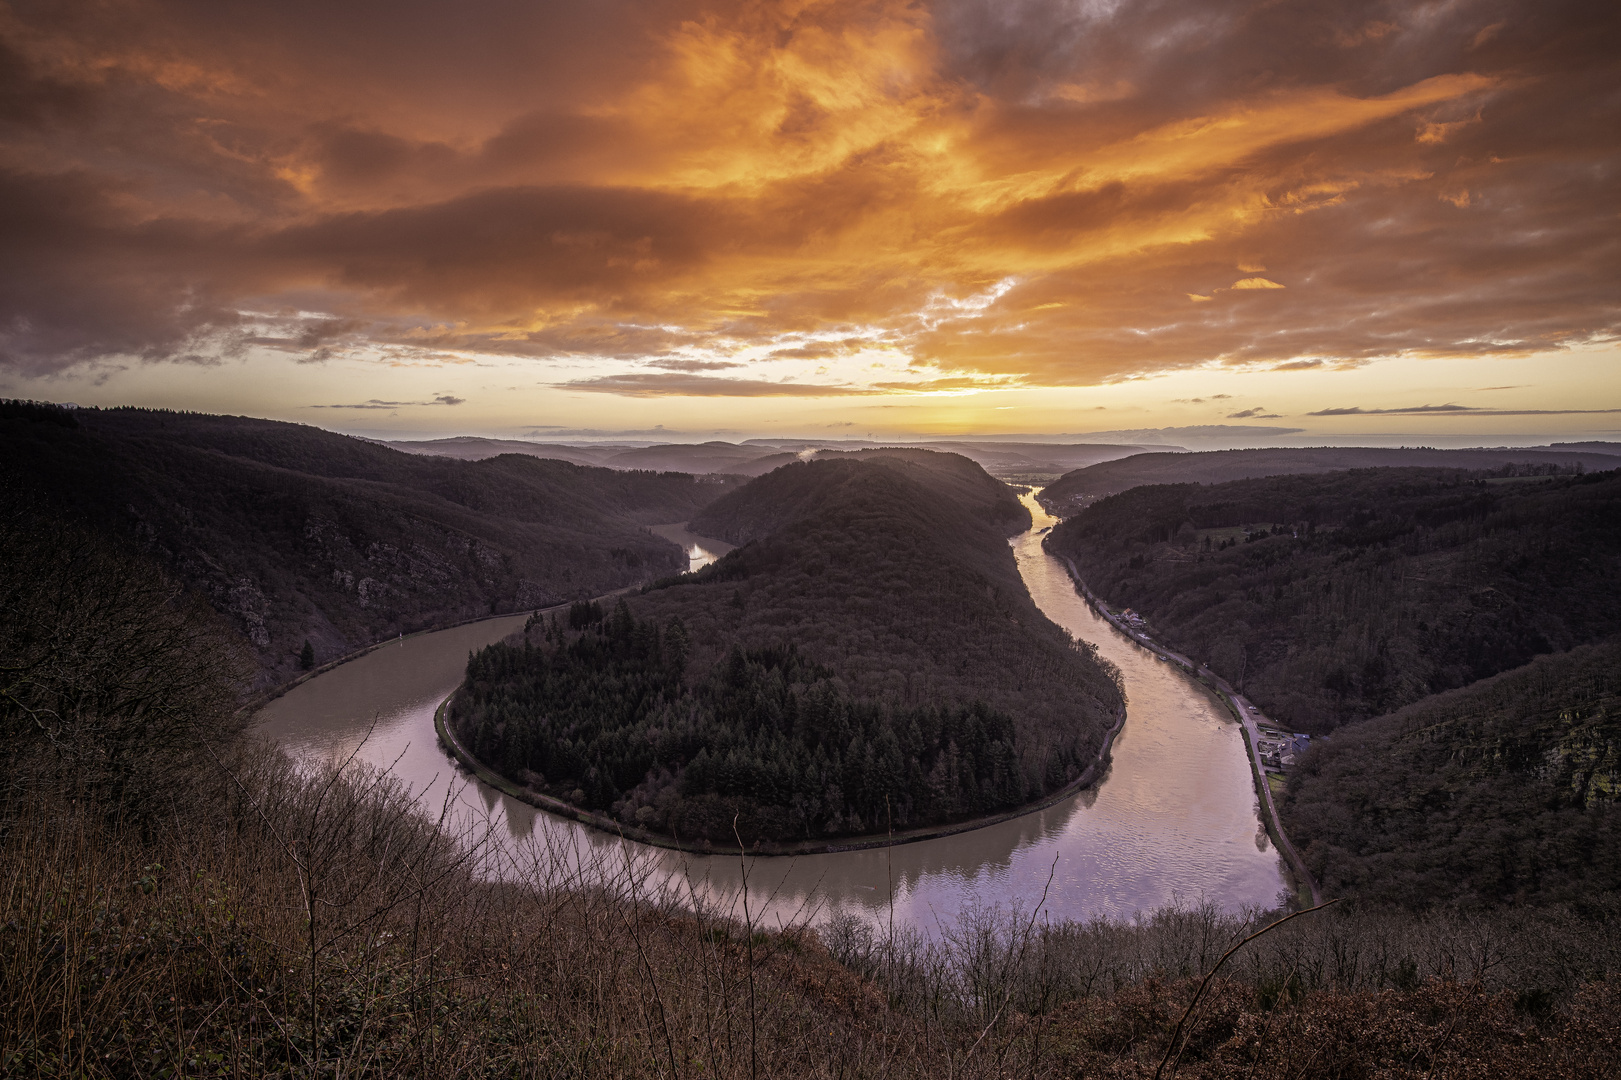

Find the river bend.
xmin=256 ymin=493 xmax=1283 ymax=932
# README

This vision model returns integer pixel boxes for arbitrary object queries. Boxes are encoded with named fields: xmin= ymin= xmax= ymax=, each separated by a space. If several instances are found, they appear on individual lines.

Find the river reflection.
xmin=256 ymin=496 xmax=1283 ymax=934
xmin=650 ymin=521 xmax=734 ymax=572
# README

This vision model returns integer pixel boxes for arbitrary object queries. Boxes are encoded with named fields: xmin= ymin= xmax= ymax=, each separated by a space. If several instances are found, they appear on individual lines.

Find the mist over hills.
xmin=449 ymin=449 xmax=1124 ymax=845
xmin=2 ymin=403 xmax=735 ymax=687
xmin=1040 ymin=446 xmax=1621 ymax=513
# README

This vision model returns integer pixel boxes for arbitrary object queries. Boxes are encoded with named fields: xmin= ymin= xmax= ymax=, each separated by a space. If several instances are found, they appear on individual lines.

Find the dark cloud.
xmin=646 ymin=359 xmax=746 ymax=372
xmin=1228 ymin=407 xmax=1283 ymax=419
xmin=311 ymin=395 xmax=465 ymax=409
xmin=558 ymin=373 xmax=878 ymax=397
xmin=1310 ymin=404 xmax=1621 ymax=416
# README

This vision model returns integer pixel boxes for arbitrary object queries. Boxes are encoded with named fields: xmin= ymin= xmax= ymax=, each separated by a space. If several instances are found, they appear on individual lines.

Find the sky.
xmin=1 ymin=0 xmax=1617 ymax=445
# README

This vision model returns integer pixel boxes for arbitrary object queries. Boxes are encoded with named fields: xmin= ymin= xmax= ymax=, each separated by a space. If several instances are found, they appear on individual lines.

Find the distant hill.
xmin=380 ymin=436 xmax=612 ymax=467
xmin=2 ymin=404 xmax=737 ymax=687
xmin=689 ymin=447 xmax=1030 ymax=543
xmin=1046 ymin=466 xmax=1621 ymax=734
xmin=1040 ymin=446 xmax=1621 ymax=514
xmin=1281 ymin=638 xmax=1621 ymax=908
xmin=449 ymin=450 xmax=1124 ymax=846
xmin=923 ymin=441 xmax=1177 ymax=478
xmin=383 ymin=437 xmax=1166 ymax=479
xmin=384 ymin=437 xmax=807 ymax=476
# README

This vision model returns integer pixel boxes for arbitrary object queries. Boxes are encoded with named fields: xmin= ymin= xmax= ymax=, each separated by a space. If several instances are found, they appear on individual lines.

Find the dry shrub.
xmin=3 ymin=739 xmax=1618 ymax=1078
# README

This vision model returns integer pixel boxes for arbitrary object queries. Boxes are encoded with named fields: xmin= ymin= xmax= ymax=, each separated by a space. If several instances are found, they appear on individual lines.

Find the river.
xmin=255 ymin=493 xmax=1283 ymax=933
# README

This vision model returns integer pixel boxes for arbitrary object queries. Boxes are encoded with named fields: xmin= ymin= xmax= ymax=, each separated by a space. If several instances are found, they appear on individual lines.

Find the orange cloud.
xmin=0 ymin=0 xmax=1616 ymax=395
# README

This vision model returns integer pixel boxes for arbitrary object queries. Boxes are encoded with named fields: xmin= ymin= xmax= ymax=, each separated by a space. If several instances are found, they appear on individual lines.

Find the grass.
xmin=5 ymin=742 xmax=1621 ymax=1078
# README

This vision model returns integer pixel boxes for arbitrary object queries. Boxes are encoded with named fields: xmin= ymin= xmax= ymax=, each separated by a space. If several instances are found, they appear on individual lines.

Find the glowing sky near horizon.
xmin=1 ymin=0 xmax=1617 ymax=441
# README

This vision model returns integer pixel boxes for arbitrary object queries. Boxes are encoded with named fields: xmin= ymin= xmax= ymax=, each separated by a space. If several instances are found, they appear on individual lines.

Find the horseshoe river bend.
xmin=255 ymin=492 xmax=1285 ymax=934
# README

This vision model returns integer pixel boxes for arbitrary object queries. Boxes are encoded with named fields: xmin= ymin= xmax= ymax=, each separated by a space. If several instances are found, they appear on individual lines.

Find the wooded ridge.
xmin=1 ymin=401 xmax=734 ymax=687
xmin=1046 ymin=466 xmax=1621 ymax=734
xmin=1040 ymin=446 xmax=1621 ymax=513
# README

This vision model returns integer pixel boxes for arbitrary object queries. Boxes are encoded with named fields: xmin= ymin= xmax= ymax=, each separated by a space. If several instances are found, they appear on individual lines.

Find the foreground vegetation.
xmin=1 ymin=401 xmax=733 ymax=687
xmin=452 ymin=451 xmax=1125 ymax=845
xmin=8 ymin=778 xmax=1621 ymax=1079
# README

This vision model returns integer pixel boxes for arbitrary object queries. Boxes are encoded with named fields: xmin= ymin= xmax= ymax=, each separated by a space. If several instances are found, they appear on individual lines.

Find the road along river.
xmin=256 ymin=494 xmax=1283 ymax=934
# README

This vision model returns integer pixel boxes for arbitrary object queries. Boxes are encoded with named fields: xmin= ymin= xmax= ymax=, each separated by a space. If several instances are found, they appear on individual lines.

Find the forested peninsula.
xmin=448 ymin=451 xmax=1125 ymax=847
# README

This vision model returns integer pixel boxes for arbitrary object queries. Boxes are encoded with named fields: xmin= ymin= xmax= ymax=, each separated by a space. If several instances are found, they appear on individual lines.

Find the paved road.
xmin=1054 ymin=552 xmax=1323 ymax=906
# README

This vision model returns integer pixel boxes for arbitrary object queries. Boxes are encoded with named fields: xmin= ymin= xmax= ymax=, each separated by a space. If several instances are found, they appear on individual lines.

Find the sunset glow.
xmin=1 ymin=0 xmax=1617 ymax=440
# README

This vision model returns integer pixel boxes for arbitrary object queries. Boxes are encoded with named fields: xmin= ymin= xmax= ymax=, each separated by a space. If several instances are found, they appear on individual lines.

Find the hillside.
xmin=689 ymin=447 xmax=1030 ymax=543
xmin=448 ymin=451 xmax=1124 ymax=846
xmin=1281 ymin=639 xmax=1621 ymax=908
xmin=1 ymin=403 xmax=737 ymax=687
xmin=1046 ymin=467 xmax=1621 ymax=734
xmin=1040 ymin=446 xmax=1621 ymax=514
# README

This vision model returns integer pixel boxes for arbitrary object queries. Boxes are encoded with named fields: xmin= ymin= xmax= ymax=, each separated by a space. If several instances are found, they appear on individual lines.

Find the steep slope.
xmin=2 ymin=404 xmax=737 ymax=686
xmin=1047 ymin=467 xmax=1621 ymax=734
xmin=1040 ymin=446 xmax=1621 ymax=514
xmin=1281 ymin=639 xmax=1621 ymax=907
xmin=449 ymin=452 xmax=1124 ymax=846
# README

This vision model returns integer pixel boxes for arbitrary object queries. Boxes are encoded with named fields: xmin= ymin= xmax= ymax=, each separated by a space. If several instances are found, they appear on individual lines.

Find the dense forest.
xmin=1281 ymin=638 xmax=1620 ymax=908
xmin=1 ymin=401 xmax=735 ymax=686
xmin=1039 ymin=445 xmax=1621 ymax=513
xmin=1047 ymin=467 xmax=1621 ymax=734
xmin=452 ymin=603 xmax=1044 ymax=843
xmin=452 ymin=452 xmax=1125 ymax=844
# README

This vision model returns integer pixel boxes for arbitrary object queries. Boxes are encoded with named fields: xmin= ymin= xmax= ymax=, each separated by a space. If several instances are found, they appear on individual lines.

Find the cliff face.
xmin=2 ymin=405 xmax=739 ymax=687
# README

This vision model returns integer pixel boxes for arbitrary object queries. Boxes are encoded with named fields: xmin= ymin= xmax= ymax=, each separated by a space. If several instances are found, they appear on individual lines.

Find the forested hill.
xmin=450 ymin=452 xmax=1124 ymax=846
xmin=1039 ymin=446 xmax=1621 ymax=514
xmin=690 ymin=447 xmax=1030 ymax=546
xmin=1047 ymin=467 xmax=1621 ymax=735
xmin=1281 ymin=638 xmax=1621 ymax=908
xmin=1 ymin=403 xmax=737 ymax=687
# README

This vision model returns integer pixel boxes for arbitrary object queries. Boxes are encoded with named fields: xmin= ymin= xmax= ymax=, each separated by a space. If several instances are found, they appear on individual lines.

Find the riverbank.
xmin=435 ymin=687 xmax=1128 ymax=857
xmin=1043 ymin=539 xmax=1322 ymax=906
